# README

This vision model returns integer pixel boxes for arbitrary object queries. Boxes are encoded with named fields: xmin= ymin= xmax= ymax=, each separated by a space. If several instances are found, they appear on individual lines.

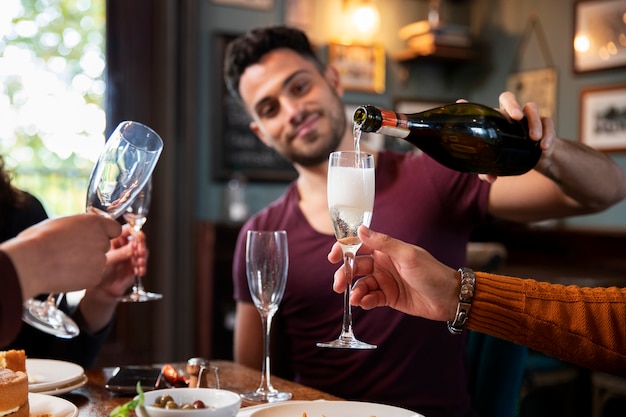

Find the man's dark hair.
xmin=224 ymin=26 xmax=324 ymax=101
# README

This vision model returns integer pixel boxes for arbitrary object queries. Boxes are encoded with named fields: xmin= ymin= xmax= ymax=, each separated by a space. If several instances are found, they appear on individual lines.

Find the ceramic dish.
xmin=137 ymin=388 xmax=241 ymax=417
xmin=29 ymin=392 xmax=79 ymax=417
xmin=27 ymin=358 xmax=85 ymax=391
xmin=30 ymin=373 xmax=88 ymax=395
xmin=248 ymin=400 xmax=423 ymax=417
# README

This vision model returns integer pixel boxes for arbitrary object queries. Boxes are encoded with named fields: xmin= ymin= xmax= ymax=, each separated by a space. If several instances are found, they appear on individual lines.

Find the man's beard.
xmin=282 ymin=96 xmax=346 ymax=167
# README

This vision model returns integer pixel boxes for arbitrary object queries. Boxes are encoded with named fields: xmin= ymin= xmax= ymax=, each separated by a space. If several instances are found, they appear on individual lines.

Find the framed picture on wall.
xmin=211 ymin=0 xmax=273 ymax=9
xmin=328 ymin=43 xmax=385 ymax=93
xmin=579 ymin=83 xmax=626 ymax=152
xmin=506 ymin=67 xmax=558 ymax=120
xmin=573 ymin=0 xmax=626 ymax=73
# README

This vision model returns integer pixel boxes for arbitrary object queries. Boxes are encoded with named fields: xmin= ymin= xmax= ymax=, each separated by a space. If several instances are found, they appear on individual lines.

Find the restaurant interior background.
xmin=72 ymin=0 xmax=626 ymax=414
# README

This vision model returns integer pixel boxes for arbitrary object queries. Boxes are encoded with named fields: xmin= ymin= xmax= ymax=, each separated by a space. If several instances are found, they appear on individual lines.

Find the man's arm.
xmin=234 ymin=301 xmax=264 ymax=369
xmin=489 ymin=93 xmax=626 ymax=222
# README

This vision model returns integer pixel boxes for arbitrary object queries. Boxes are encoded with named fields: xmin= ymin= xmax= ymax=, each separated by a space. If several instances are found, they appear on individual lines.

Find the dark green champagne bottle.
xmin=353 ymin=103 xmax=542 ymax=176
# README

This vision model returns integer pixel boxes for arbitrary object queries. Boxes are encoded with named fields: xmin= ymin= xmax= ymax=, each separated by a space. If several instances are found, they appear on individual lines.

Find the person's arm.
xmin=487 ymin=92 xmax=626 ymax=223
xmin=2 ymin=214 xmax=121 ymax=300
xmin=470 ymin=272 xmax=626 ymax=375
xmin=233 ymin=301 xmax=264 ymax=369
xmin=0 ymin=214 xmax=121 ymax=346
xmin=0 ymin=250 xmax=25 ymax=346
xmin=330 ymin=226 xmax=626 ymax=375
xmin=79 ymin=226 xmax=145 ymax=333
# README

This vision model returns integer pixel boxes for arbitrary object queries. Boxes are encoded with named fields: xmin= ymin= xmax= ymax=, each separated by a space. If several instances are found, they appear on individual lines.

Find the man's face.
xmin=238 ymin=48 xmax=346 ymax=167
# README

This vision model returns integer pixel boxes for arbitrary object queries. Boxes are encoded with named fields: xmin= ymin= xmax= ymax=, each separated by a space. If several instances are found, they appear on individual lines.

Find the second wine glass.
xmin=241 ymin=230 xmax=292 ymax=403
xmin=120 ymin=178 xmax=162 ymax=302
xmin=317 ymin=151 xmax=376 ymax=349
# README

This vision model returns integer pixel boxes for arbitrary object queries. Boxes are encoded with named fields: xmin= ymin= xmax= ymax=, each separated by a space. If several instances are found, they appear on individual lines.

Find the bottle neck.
xmin=376 ymin=109 xmax=411 ymax=139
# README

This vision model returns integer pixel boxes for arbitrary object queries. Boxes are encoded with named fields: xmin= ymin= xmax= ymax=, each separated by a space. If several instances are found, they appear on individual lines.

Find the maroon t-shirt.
xmin=233 ymin=151 xmax=490 ymax=417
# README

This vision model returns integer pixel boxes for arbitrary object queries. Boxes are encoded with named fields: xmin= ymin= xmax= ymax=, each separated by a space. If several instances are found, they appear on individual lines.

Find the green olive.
xmin=165 ymin=400 xmax=178 ymax=409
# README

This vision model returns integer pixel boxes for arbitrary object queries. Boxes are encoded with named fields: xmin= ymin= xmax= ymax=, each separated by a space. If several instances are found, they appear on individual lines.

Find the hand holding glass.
xmin=22 ymin=121 xmax=163 ymax=338
xmin=241 ymin=230 xmax=292 ymax=403
xmin=317 ymin=151 xmax=376 ymax=349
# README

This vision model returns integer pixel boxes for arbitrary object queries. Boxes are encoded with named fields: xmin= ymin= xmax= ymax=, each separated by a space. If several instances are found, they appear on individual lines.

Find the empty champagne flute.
xmin=317 ymin=151 xmax=376 ymax=349
xmin=120 ymin=178 xmax=162 ymax=302
xmin=241 ymin=230 xmax=292 ymax=403
xmin=22 ymin=121 xmax=163 ymax=338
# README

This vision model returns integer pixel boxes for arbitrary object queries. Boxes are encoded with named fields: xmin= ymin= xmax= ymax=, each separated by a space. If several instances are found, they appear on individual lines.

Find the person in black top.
xmin=0 ymin=155 xmax=146 ymax=368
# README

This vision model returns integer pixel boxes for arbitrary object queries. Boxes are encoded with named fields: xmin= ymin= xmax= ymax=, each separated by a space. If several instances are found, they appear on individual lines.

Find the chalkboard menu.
xmin=213 ymin=34 xmax=297 ymax=182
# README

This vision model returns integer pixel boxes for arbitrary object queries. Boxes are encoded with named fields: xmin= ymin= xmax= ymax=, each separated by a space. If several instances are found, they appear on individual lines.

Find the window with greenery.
xmin=0 ymin=0 xmax=105 ymax=217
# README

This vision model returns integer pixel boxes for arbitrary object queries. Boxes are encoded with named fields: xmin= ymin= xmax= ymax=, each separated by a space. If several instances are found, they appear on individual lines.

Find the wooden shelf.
xmin=394 ymin=43 xmax=478 ymax=63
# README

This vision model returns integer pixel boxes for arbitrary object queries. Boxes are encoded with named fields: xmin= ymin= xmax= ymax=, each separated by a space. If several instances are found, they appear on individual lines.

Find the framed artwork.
xmin=506 ymin=67 xmax=558 ymax=120
xmin=211 ymin=0 xmax=273 ymax=9
xmin=328 ymin=43 xmax=385 ymax=93
xmin=285 ymin=0 xmax=314 ymax=30
xmin=573 ymin=0 xmax=626 ymax=73
xmin=579 ymin=84 xmax=626 ymax=152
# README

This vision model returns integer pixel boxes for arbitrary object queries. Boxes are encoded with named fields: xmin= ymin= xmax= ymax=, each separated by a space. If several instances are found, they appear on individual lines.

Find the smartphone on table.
xmin=105 ymin=366 xmax=163 ymax=394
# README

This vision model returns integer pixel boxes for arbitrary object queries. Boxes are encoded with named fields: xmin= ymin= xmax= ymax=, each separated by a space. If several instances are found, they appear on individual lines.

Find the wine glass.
xmin=120 ymin=178 xmax=162 ymax=302
xmin=22 ymin=294 xmax=79 ymax=339
xmin=317 ymin=151 xmax=376 ymax=349
xmin=22 ymin=121 xmax=163 ymax=338
xmin=241 ymin=230 xmax=292 ymax=403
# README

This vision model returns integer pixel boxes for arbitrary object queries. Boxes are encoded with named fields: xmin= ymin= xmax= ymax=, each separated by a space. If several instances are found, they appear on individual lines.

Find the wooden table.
xmin=60 ymin=360 xmax=340 ymax=416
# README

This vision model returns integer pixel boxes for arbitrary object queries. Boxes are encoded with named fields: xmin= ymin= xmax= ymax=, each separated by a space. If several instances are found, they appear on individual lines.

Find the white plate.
xmin=27 ymin=359 xmax=85 ymax=391
xmin=29 ymin=392 xmax=78 ymax=417
xmin=248 ymin=400 xmax=423 ymax=417
xmin=30 ymin=374 xmax=88 ymax=395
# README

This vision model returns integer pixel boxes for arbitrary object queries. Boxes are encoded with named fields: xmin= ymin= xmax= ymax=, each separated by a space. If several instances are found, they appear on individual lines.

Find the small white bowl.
xmin=138 ymin=388 xmax=241 ymax=417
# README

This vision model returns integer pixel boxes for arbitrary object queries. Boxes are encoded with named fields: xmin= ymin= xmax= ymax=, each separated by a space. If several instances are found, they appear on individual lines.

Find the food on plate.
xmin=0 ymin=349 xmax=26 ymax=372
xmin=0 ymin=350 xmax=29 ymax=417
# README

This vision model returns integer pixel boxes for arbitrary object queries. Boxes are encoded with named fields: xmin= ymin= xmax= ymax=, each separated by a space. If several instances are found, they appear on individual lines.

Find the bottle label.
xmin=378 ymin=125 xmax=410 ymax=139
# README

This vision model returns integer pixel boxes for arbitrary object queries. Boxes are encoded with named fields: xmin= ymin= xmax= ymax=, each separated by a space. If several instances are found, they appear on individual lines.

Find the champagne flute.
xmin=317 ymin=151 xmax=376 ymax=349
xmin=241 ymin=230 xmax=292 ymax=403
xmin=22 ymin=121 xmax=163 ymax=338
xmin=120 ymin=178 xmax=162 ymax=302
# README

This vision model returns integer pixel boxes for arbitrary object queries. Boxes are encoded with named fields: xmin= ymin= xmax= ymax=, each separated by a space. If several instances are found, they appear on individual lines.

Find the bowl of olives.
xmin=139 ymin=388 xmax=241 ymax=417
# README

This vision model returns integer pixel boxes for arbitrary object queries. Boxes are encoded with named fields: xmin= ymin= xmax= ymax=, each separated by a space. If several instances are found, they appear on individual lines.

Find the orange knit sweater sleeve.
xmin=468 ymin=272 xmax=626 ymax=376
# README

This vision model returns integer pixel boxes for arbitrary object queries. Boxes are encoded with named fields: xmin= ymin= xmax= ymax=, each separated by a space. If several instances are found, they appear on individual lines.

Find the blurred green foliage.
xmin=0 ymin=0 xmax=105 ymax=217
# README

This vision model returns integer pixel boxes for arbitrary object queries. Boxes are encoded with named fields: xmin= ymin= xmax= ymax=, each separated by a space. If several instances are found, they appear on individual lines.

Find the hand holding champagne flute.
xmin=317 ymin=151 xmax=376 ymax=349
xmin=22 ymin=121 xmax=163 ymax=338
xmin=120 ymin=178 xmax=162 ymax=302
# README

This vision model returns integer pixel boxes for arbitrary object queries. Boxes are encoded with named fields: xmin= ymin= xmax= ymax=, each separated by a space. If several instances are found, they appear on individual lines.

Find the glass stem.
xmin=129 ymin=231 xmax=143 ymax=292
xmin=133 ymin=275 xmax=143 ymax=292
xmin=259 ymin=311 xmax=276 ymax=393
xmin=47 ymin=293 xmax=59 ymax=306
xmin=340 ymin=251 xmax=356 ymax=339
